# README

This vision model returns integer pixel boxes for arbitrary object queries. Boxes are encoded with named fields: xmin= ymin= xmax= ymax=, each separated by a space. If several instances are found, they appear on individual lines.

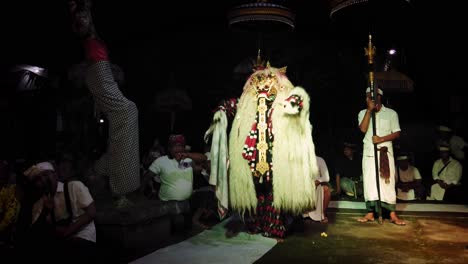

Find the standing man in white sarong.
xmin=357 ymin=87 xmax=405 ymax=226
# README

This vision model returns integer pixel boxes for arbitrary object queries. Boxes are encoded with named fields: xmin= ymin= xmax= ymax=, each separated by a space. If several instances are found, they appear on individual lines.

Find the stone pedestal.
xmin=95 ymin=193 xmax=172 ymax=263
xmin=88 ymin=173 xmax=172 ymax=262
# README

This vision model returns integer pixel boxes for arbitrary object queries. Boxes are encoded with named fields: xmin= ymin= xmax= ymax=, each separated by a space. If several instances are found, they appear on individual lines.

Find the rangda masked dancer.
xmin=205 ymin=63 xmax=319 ymax=239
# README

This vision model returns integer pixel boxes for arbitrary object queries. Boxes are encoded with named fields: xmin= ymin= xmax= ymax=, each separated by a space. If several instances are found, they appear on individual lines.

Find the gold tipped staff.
xmin=364 ymin=34 xmax=383 ymax=224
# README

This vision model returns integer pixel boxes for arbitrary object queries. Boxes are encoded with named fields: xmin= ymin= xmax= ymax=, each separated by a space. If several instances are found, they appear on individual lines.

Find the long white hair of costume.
xmin=272 ymin=86 xmax=318 ymax=214
xmin=228 ymin=67 xmax=318 ymax=215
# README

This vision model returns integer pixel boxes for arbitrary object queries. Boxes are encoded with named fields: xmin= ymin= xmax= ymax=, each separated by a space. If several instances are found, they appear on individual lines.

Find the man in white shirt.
xmin=25 ymin=161 xmax=96 ymax=263
xmin=148 ymin=135 xmax=206 ymax=203
xmin=146 ymin=134 xmax=206 ymax=232
xmin=357 ymin=87 xmax=405 ymax=225
xmin=427 ymin=146 xmax=463 ymax=201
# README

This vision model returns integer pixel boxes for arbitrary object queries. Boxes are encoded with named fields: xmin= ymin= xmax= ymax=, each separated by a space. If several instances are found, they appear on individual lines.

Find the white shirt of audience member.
xmin=149 ymin=155 xmax=193 ymax=201
xmin=432 ymin=157 xmax=462 ymax=185
xmin=315 ymin=156 xmax=330 ymax=183
xmin=427 ymin=156 xmax=462 ymax=201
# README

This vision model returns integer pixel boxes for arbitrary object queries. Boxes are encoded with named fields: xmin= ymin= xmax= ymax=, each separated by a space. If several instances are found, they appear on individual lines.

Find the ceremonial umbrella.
xmin=153 ymin=74 xmax=192 ymax=133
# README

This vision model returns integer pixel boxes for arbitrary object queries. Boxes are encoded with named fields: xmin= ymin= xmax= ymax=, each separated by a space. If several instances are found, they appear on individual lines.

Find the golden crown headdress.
xmin=252 ymin=49 xmax=287 ymax=74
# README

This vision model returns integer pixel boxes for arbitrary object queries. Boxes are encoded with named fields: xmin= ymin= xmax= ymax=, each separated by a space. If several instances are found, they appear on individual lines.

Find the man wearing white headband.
xmin=358 ymin=86 xmax=405 ymax=225
xmin=427 ymin=146 xmax=462 ymax=201
xmin=24 ymin=160 xmax=97 ymax=262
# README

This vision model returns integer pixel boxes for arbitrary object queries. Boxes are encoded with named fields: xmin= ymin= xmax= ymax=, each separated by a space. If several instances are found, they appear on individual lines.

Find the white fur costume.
xmin=206 ymin=66 xmax=319 ymax=218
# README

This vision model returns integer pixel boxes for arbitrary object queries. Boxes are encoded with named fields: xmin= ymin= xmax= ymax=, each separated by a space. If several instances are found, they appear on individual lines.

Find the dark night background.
xmin=0 ymin=0 xmax=465 ymax=177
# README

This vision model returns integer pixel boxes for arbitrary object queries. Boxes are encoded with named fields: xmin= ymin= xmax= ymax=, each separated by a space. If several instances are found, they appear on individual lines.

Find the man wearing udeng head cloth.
xmin=358 ymin=87 xmax=405 ymax=225
xmin=147 ymin=135 xmax=206 ymax=212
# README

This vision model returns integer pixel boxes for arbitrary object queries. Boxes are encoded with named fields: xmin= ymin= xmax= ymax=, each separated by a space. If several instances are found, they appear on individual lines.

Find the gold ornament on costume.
xmin=255 ymin=97 xmax=270 ymax=176
xmin=248 ymin=59 xmax=288 ymax=177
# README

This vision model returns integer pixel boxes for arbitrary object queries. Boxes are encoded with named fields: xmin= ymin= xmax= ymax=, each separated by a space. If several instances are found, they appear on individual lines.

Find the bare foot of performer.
xmin=357 ymin=212 xmax=375 ymax=223
xmin=389 ymin=212 xmax=406 ymax=226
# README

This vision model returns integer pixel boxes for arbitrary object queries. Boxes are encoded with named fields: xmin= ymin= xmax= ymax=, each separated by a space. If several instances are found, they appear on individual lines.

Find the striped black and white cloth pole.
xmin=86 ymin=61 xmax=140 ymax=195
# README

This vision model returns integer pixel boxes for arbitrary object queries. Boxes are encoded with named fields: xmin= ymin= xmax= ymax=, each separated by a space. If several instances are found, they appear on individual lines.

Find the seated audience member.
xmin=23 ymin=161 xmax=97 ymax=263
xmin=0 ymin=160 xmax=21 ymax=246
xmin=146 ymin=134 xmax=207 ymax=231
xmin=395 ymin=155 xmax=425 ymax=200
xmin=427 ymin=146 xmax=463 ymax=201
xmin=335 ymin=142 xmax=363 ymax=198
xmin=303 ymin=156 xmax=331 ymax=223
